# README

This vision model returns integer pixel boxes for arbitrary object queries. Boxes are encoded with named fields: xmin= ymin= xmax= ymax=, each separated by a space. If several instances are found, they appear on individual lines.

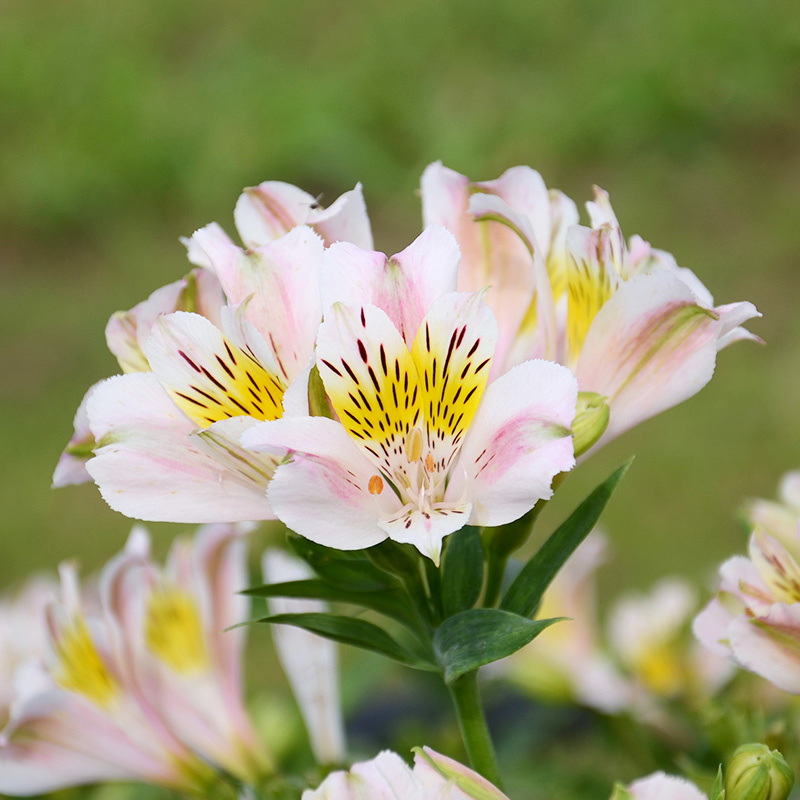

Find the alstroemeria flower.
xmin=421 ymin=164 xmax=760 ymax=449
xmin=82 ymin=220 xmax=325 ymax=522
xmin=0 ymin=524 xmax=270 ymax=795
xmin=243 ymin=228 xmax=577 ymax=563
xmin=263 ymin=549 xmax=346 ymax=765
xmin=303 ymin=747 xmax=509 ymax=800
xmin=620 ymin=772 xmax=708 ymax=800
xmin=694 ymin=520 xmax=800 ymax=694
xmin=499 ymin=534 xmax=631 ymax=714
xmin=0 ymin=577 xmax=56 ymax=730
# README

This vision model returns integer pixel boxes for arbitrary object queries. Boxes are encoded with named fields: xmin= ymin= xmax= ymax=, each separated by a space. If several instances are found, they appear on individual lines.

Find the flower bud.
xmin=572 ymin=392 xmax=610 ymax=457
xmin=724 ymin=744 xmax=794 ymax=800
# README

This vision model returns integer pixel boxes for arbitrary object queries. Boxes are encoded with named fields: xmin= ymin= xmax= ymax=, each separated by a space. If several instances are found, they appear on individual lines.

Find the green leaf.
xmin=441 ymin=526 xmax=484 ymax=617
xmin=433 ymin=608 xmax=562 ymax=684
xmin=500 ymin=459 xmax=632 ymax=618
xmin=710 ymin=766 xmax=724 ymax=800
xmin=253 ymin=612 xmax=437 ymax=671
xmin=242 ymin=579 xmax=418 ymax=630
xmin=287 ymin=535 xmax=399 ymax=591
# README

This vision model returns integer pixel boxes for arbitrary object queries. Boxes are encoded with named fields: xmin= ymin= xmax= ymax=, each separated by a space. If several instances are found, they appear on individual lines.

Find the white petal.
xmin=86 ymin=373 xmax=275 ymax=522
xmin=457 ymin=359 xmax=577 ymax=527
xmin=627 ymin=772 xmax=707 ymax=800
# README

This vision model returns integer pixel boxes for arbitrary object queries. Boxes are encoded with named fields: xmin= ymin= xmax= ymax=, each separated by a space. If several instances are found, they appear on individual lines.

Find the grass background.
xmin=1 ymin=0 xmax=799 ymax=792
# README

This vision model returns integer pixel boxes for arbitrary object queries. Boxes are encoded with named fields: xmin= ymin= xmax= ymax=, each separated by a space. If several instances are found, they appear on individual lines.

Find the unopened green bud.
xmin=572 ymin=392 xmax=610 ymax=457
xmin=724 ymin=744 xmax=794 ymax=800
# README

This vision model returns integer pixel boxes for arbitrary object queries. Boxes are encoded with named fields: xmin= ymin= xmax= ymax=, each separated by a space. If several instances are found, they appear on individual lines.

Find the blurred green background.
xmin=1 ymin=0 xmax=800 ymax=794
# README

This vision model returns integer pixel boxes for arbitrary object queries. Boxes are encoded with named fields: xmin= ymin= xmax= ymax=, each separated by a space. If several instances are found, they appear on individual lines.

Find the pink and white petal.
xmin=414 ymin=746 xmax=510 ymax=800
xmin=204 ymin=225 xmax=324 ymax=380
xmin=469 ymin=192 xmax=558 ymax=369
xmin=304 ymin=750 xmax=421 ymax=800
xmin=234 ymin=181 xmax=319 ymax=246
xmin=52 ymin=382 xmax=101 ymax=488
xmin=307 ymin=182 xmax=374 ymax=249
xmin=728 ymin=605 xmax=800 ymax=693
xmin=475 ymin=165 xmax=552 ymax=262
xmin=715 ymin=301 xmax=762 ymax=349
xmin=244 ymin=417 xmax=388 ymax=550
xmin=86 ymin=373 xmax=274 ymax=522
xmin=320 ymin=226 xmax=460 ymax=344
xmin=779 ymin=471 xmax=800 ymax=509
xmin=380 ymin=502 xmax=471 ymax=566
xmin=281 ymin=359 xmax=313 ymax=418
xmin=263 ymin=549 xmax=346 ymax=765
xmin=183 ymin=222 xmax=237 ymax=272
xmin=457 ymin=360 xmax=577 ymax=527
xmin=748 ymin=529 xmax=800 ymax=605
xmin=420 ymin=161 xmax=471 ymax=239
xmin=692 ymin=598 xmax=736 ymax=659
xmin=627 ymin=772 xmax=708 ymax=800
xmin=576 ymin=271 xmax=723 ymax=445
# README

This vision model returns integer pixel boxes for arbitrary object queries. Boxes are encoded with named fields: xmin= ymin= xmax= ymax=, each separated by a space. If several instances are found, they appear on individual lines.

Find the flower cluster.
xmin=56 ymin=165 xmax=757 ymax=566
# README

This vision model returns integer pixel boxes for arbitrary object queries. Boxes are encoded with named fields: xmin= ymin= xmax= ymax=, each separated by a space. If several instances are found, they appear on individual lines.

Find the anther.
xmin=368 ymin=475 xmax=384 ymax=495
xmin=405 ymin=427 xmax=423 ymax=463
xmin=425 ymin=453 xmax=435 ymax=471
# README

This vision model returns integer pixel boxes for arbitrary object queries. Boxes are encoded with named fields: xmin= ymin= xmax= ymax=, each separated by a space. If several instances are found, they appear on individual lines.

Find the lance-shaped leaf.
xmin=500 ymin=459 xmax=632 ymax=618
xmin=251 ymin=612 xmax=437 ymax=671
xmin=243 ymin=579 xmax=420 ymax=632
xmin=434 ymin=608 xmax=562 ymax=684
xmin=287 ymin=536 xmax=400 ymax=591
xmin=441 ymin=527 xmax=484 ymax=618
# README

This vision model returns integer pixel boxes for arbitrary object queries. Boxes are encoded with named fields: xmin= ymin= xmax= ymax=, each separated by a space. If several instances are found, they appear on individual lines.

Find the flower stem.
xmin=447 ymin=669 xmax=503 ymax=789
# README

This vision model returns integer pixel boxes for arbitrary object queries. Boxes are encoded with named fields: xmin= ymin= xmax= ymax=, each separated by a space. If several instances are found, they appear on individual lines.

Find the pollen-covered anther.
xmin=425 ymin=453 xmax=435 ymax=471
xmin=405 ymin=427 xmax=423 ymax=462
xmin=368 ymin=474 xmax=384 ymax=495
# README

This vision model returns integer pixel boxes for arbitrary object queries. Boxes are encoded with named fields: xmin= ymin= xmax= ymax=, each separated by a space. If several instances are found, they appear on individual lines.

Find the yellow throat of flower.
xmin=145 ymin=585 xmax=208 ymax=674
xmin=54 ymin=617 xmax=118 ymax=707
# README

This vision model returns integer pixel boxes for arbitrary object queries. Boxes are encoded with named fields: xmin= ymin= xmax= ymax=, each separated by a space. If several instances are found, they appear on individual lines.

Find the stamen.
xmin=425 ymin=453 xmax=435 ymax=471
xmin=405 ymin=427 xmax=423 ymax=462
xmin=368 ymin=475 xmax=384 ymax=495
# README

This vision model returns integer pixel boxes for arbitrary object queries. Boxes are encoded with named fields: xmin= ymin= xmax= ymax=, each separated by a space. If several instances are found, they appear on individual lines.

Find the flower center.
xmin=145 ymin=586 xmax=208 ymax=674
xmin=54 ymin=617 xmax=118 ymax=707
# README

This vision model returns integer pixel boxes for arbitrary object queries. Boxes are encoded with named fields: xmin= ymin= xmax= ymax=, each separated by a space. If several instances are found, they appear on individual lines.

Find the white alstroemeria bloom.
xmin=694 ymin=521 xmax=800 ymax=694
xmin=499 ymin=534 xmax=631 ymax=714
xmin=744 ymin=470 xmax=800 ymax=550
xmin=610 ymin=578 xmax=732 ymax=703
xmin=0 ymin=525 xmax=269 ymax=795
xmin=263 ymin=549 xmax=345 ymax=765
xmin=243 ymin=228 xmax=577 ymax=564
xmin=302 ymin=747 xmax=509 ymax=800
xmin=84 ymin=223 xmax=325 ymax=523
xmin=0 ymin=577 xmax=56 ymax=729
xmin=421 ymin=164 xmax=760 ymax=449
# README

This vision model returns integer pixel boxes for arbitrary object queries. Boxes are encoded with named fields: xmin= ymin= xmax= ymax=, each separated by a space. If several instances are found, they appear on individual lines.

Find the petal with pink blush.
xmin=576 ymin=270 xmax=722 ymax=445
xmin=457 ymin=359 xmax=577 ymax=527
xmin=86 ymin=373 xmax=275 ymax=523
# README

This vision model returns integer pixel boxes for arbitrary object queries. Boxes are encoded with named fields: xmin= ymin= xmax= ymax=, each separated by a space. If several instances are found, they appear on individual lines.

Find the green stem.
xmin=448 ymin=669 xmax=503 ymax=789
xmin=482 ymin=551 xmax=506 ymax=608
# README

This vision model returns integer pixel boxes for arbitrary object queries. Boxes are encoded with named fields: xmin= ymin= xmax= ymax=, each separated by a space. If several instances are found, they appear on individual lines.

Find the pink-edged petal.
xmin=576 ymin=270 xmax=723 ymax=444
xmin=627 ymin=772 xmax=708 ymax=800
xmin=692 ymin=598 xmax=736 ymax=659
xmin=320 ymin=226 xmax=460 ymax=344
xmin=86 ymin=372 xmax=274 ymax=522
xmin=182 ymin=222 xmax=236 ymax=271
xmin=234 ymin=182 xmax=373 ymax=249
xmin=715 ymin=301 xmax=762 ymax=349
xmin=748 ymin=529 xmax=800 ymax=604
xmin=728 ymin=604 xmax=800 ymax=693
xmin=414 ymin=746 xmax=510 ymax=800
xmin=457 ymin=359 xmax=577 ymax=527
xmin=105 ymin=269 xmax=224 ymax=374
xmin=244 ymin=417 xmax=388 ymax=550
xmin=52 ymin=382 xmax=100 ymax=488
xmin=199 ymin=225 xmax=324 ymax=381
xmin=145 ymin=310 xmax=286 ymax=427
xmin=263 ymin=549 xmax=346 ymax=765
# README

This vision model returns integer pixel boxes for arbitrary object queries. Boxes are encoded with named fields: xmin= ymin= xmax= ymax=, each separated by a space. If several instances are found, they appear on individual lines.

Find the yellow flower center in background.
xmin=54 ymin=617 xmax=118 ymax=707
xmin=145 ymin=586 xmax=208 ymax=674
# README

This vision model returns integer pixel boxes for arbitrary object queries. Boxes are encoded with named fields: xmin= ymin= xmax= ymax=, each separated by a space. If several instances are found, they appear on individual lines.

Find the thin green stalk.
xmin=482 ymin=551 xmax=506 ymax=608
xmin=447 ymin=669 xmax=503 ymax=789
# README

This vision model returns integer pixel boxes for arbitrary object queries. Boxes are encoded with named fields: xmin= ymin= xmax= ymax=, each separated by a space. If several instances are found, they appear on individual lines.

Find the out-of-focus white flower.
xmin=0 ymin=524 xmax=270 ymax=795
xmin=0 ymin=577 xmax=56 ymax=728
xmin=243 ymin=227 xmax=577 ymax=563
xmin=302 ymin=747 xmax=509 ymax=799
xmin=622 ymin=771 xmax=708 ymax=800
xmin=421 ymin=163 xmax=760 ymax=451
xmin=263 ymin=549 xmax=345 ymax=765
xmin=500 ymin=534 xmax=631 ymax=713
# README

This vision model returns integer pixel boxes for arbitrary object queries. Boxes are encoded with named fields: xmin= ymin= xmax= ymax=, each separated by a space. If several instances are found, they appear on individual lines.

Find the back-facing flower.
xmin=243 ymin=227 xmax=577 ymax=563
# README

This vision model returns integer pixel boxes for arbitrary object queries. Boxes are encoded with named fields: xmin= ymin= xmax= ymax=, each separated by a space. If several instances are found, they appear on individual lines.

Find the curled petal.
xmin=52 ymin=383 xmax=100 ymax=488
